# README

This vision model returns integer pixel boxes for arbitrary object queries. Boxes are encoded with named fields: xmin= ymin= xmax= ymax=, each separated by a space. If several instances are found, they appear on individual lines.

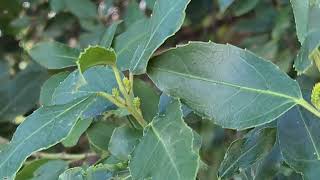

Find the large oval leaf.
xmin=147 ymin=42 xmax=302 ymax=130
xmin=129 ymin=99 xmax=199 ymax=180
xmin=0 ymin=97 xmax=93 ymax=179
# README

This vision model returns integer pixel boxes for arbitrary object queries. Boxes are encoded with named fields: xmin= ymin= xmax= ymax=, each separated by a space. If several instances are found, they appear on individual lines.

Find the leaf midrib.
xmin=131 ymin=0 xmax=185 ymax=71
xmin=149 ymin=67 xmax=301 ymax=102
xmin=0 ymin=97 xmax=90 ymax=171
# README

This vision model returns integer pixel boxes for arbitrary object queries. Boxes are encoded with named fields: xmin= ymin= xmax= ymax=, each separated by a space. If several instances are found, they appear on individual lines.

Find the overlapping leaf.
xmin=129 ymin=99 xmax=199 ymax=180
xmin=115 ymin=0 xmax=191 ymax=74
xmin=0 ymin=97 xmax=93 ymax=179
xmin=29 ymin=41 xmax=80 ymax=69
xmin=218 ymin=128 xmax=276 ymax=179
xmin=148 ymin=42 xmax=302 ymax=130
xmin=52 ymin=66 xmax=118 ymax=118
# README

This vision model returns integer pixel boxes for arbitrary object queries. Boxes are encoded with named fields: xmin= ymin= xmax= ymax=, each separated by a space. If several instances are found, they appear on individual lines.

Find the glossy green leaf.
xmin=29 ymin=160 xmax=68 ymax=180
xmin=0 ymin=97 xmax=94 ymax=179
xmin=0 ymin=64 xmax=47 ymax=122
xmin=87 ymin=121 xmax=117 ymax=154
xmin=218 ymin=0 xmax=235 ymax=13
xmin=133 ymin=78 xmax=160 ymax=122
xmin=108 ymin=125 xmax=142 ymax=161
xmin=53 ymin=66 xmax=118 ymax=118
xmin=129 ymin=99 xmax=199 ymax=180
xmin=124 ymin=1 xmax=145 ymax=28
xmin=77 ymin=46 xmax=116 ymax=73
xmin=99 ymin=21 xmax=121 ymax=48
xmin=62 ymin=118 xmax=93 ymax=147
xmin=278 ymin=77 xmax=320 ymax=180
xmin=147 ymin=42 xmax=302 ymax=130
xmin=29 ymin=41 xmax=80 ymax=69
xmin=218 ymin=128 xmax=276 ymax=179
xmin=16 ymin=159 xmax=49 ymax=180
xmin=59 ymin=165 xmax=114 ymax=180
xmin=291 ymin=0 xmax=320 ymax=44
xmin=115 ymin=0 xmax=191 ymax=74
xmin=40 ymin=72 xmax=70 ymax=106
xmin=294 ymin=31 xmax=320 ymax=74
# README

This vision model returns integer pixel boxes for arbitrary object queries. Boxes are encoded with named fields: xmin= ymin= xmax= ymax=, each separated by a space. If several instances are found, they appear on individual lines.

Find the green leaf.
xmin=0 ymin=97 xmax=94 ymax=179
xmin=218 ymin=0 xmax=236 ymax=13
xmin=29 ymin=41 xmax=80 ymax=69
xmin=29 ymin=160 xmax=68 ymax=180
xmin=77 ymin=46 xmax=116 ymax=73
xmin=115 ymin=0 xmax=191 ymax=74
xmin=40 ymin=72 xmax=70 ymax=106
xmin=59 ymin=165 xmax=114 ymax=180
xmin=16 ymin=159 xmax=49 ymax=180
xmin=218 ymin=128 xmax=276 ymax=179
xmin=99 ymin=21 xmax=121 ymax=48
xmin=278 ymin=77 xmax=320 ymax=180
xmin=62 ymin=118 xmax=93 ymax=147
xmin=230 ymin=0 xmax=260 ymax=16
xmin=291 ymin=0 xmax=320 ymax=44
xmin=124 ymin=1 xmax=145 ymax=28
xmin=65 ymin=0 xmax=97 ymax=19
xmin=0 ymin=64 xmax=47 ymax=122
xmin=294 ymin=31 xmax=320 ymax=74
xmin=133 ymin=78 xmax=160 ymax=122
xmin=0 ymin=61 xmax=9 ymax=84
xmin=87 ymin=121 xmax=117 ymax=154
xmin=129 ymin=99 xmax=199 ymax=180
xmin=53 ymin=66 xmax=118 ymax=119
xmin=108 ymin=125 xmax=142 ymax=161
xmin=147 ymin=42 xmax=302 ymax=130
xmin=49 ymin=0 xmax=65 ymax=12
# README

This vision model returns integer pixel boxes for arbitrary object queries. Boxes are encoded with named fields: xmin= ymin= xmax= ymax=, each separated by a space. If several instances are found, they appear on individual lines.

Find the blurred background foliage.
xmin=0 ymin=0 xmax=307 ymax=179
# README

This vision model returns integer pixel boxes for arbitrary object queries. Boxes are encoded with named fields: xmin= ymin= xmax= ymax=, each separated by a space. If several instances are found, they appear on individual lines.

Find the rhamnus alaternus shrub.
xmin=1 ymin=0 xmax=320 ymax=179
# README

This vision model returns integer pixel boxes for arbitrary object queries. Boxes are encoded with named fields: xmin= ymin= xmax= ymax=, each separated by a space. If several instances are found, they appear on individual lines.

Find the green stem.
xmin=33 ymin=152 xmax=96 ymax=160
xmin=111 ymin=66 xmax=147 ymax=127
xmin=298 ymin=99 xmax=320 ymax=118
xmin=97 ymin=92 xmax=126 ymax=108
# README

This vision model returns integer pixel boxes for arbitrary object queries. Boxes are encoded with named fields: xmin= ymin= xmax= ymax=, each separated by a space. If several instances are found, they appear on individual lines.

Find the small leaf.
xmin=53 ymin=66 xmax=118 ymax=119
xmin=291 ymin=0 xmax=320 ymax=44
xmin=108 ymin=125 xmax=142 ymax=161
xmin=77 ymin=46 xmax=116 ymax=73
xmin=133 ymin=78 xmax=160 ymax=122
xmin=16 ymin=159 xmax=49 ymax=180
xmin=87 ymin=121 xmax=117 ymax=154
xmin=40 ymin=72 xmax=70 ymax=106
xmin=147 ymin=42 xmax=302 ymax=130
xmin=129 ymin=99 xmax=199 ymax=180
xmin=29 ymin=41 xmax=80 ymax=69
xmin=59 ymin=165 xmax=114 ymax=180
xmin=294 ymin=31 xmax=320 ymax=74
xmin=99 ymin=21 xmax=121 ymax=48
xmin=62 ymin=118 xmax=93 ymax=147
xmin=29 ymin=160 xmax=68 ymax=180
xmin=115 ymin=0 xmax=191 ymax=74
xmin=0 ymin=97 xmax=94 ymax=179
xmin=218 ymin=128 xmax=276 ymax=179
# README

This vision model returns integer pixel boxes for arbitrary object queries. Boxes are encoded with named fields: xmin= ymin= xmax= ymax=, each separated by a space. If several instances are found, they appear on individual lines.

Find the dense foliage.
xmin=0 ymin=0 xmax=320 ymax=179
